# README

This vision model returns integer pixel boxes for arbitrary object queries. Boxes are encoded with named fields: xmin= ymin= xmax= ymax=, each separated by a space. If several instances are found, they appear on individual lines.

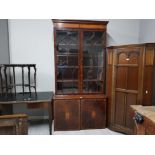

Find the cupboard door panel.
xmin=143 ymin=66 xmax=153 ymax=106
xmin=125 ymin=93 xmax=137 ymax=129
xmin=54 ymin=100 xmax=80 ymax=131
xmin=117 ymin=51 xmax=139 ymax=65
xmin=128 ymin=52 xmax=139 ymax=64
xmin=127 ymin=67 xmax=139 ymax=90
xmin=81 ymin=99 xmax=106 ymax=129
xmin=118 ymin=53 xmax=127 ymax=64
xmin=116 ymin=67 xmax=127 ymax=89
xmin=114 ymin=92 xmax=125 ymax=126
xmin=145 ymin=47 xmax=154 ymax=65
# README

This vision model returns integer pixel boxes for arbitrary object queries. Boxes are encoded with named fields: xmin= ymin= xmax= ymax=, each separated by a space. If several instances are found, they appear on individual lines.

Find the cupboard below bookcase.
xmin=107 ymin=43 xmax=155 ymax=134
xmin=53 ymin=20 xmax=108 ymax=131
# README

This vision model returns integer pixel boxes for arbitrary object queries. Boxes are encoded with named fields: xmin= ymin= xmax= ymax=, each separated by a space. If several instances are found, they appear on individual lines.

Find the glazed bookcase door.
xmin=82 ymin=31 xmax=106 ymax=93
xmin=55 ymin=30 xmax=79 ymax=94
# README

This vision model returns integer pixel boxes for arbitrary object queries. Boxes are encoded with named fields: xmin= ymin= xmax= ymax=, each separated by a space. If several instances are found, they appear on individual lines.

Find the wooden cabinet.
xmin=54 ymin=95 xmax=107 ymax=131
xmin=107 ymin=44 xmax=155 ymax=134
xmin=53 ymin=20 xmax=108 ymax=131
xmin=81 ymin=99 xmax=106 ymax=129
xmin=54 ymin=99 xmax=80 ymax=131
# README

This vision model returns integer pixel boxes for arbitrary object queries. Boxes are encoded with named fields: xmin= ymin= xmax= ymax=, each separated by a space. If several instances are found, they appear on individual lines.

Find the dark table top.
xmin=0 ymin=92 xmax=54 ymax=104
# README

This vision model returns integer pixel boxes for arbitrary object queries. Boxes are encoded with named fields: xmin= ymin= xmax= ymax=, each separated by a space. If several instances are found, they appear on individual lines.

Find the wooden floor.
xmin=28 ymin=121 xmax=123 ymax=135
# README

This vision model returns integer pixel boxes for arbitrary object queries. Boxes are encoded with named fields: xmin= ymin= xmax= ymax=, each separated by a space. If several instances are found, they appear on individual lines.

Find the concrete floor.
xmin=28 ymin=121 xmax=123 ymax=135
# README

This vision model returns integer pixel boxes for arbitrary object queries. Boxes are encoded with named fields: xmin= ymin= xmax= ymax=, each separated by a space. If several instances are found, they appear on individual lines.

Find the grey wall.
xmin=0 ymin=19 xmax=10 ymax=64
xmin=8 ymin=20 xmax=54 ymax=92
xmin=107 ymin=19 xmax=140 ymax=46
xmin=139 ymin=19 xmax=155 ymax=43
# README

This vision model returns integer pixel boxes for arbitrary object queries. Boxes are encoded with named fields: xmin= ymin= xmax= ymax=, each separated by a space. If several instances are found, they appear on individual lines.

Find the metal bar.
xmin=13 ymin=66 xmax=16 ymax=95
xmin=34 ymin=65 xmax=37 ymax=94
xmin=48 ymin=100 xmax=53 ymax=135
xmin=0 ymin=66 xmax=3 ymax=95
xmin=4 ymin=66 xmax=8 ymax=95
xmin=9 ymin=67 xmax=12 ymax=93
xmin=22 ymin=67 xmax=24 ymax=95
xmin=28 ymin=66 xmax=31 ymax=94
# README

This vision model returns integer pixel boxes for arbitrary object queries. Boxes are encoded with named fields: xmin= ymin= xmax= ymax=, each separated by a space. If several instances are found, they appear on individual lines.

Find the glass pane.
xmin=57 ymin=82 xmax=78 ymax=94
xmin=83 ymin=31 xmax=105 ymax=93
xmin=83 ymin=81 xmax=103 ymax=93
xmin=58 ymin=55 xmax=78 ymax=67
xmin=56 ymin=31 xmax=78 ymax=56
xmin=57 ymin=68 xmax=78 ymax=80
xmin=56 ymin=30 xmax=79 ymax=94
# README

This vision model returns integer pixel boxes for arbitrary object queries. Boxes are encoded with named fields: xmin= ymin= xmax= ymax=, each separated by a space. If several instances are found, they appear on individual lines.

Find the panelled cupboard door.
xmin=108 ymin=44 xmax=155 ymax=134
xmin=54 ymin=100 xmax=80 ymax=131
xmin=114 ymin=92 xmax=137 ymax=129
xmin=81 ymin=99 xmax=106 ymax=129
xmin=112 ymin=47 xmax=143 ymax=134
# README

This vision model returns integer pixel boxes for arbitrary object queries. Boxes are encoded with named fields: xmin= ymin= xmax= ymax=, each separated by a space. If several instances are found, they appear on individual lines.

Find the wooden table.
xmin=131 ymin=105 xmax=155 ymax=135
xmin=0 ymin=92 xmax=53 ymax=135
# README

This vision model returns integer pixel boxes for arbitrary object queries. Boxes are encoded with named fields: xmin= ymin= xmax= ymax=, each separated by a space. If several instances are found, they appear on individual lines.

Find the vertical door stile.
xmin=79 ymin=30 xmax=83 ymax=93
xmin=112 ymin=49 xmax=117 ymax=125
xmin=103 ymin=31 xmax=107 ymax=93
xmin=124 ymin=93 xmax=127 ymax=126
xmin=124 ymin=51 xmax=128 ymax=126
xmin=54 ymin=29 xmax=58 ymax=94
xmin=139 ymin=47 xmax=145 ymax=105
xmin=153 ymin=47 xmax=155 ymax=105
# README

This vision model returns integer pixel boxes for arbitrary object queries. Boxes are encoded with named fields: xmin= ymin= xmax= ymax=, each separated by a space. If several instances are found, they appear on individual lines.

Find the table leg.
xmin=48 ymin=101 xmax=53 ymax=135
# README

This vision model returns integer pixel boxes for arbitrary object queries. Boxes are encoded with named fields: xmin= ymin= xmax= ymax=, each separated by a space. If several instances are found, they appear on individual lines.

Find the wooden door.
xmin=112 ymin=47 xmax=143 ymax=134
xmin=81 ymin=99 xmax=106 ymax=129
xmin=143 ymin=47 xmax=155 ymax=106
xmin=54 ymin=99 xmax=80 ymax=131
